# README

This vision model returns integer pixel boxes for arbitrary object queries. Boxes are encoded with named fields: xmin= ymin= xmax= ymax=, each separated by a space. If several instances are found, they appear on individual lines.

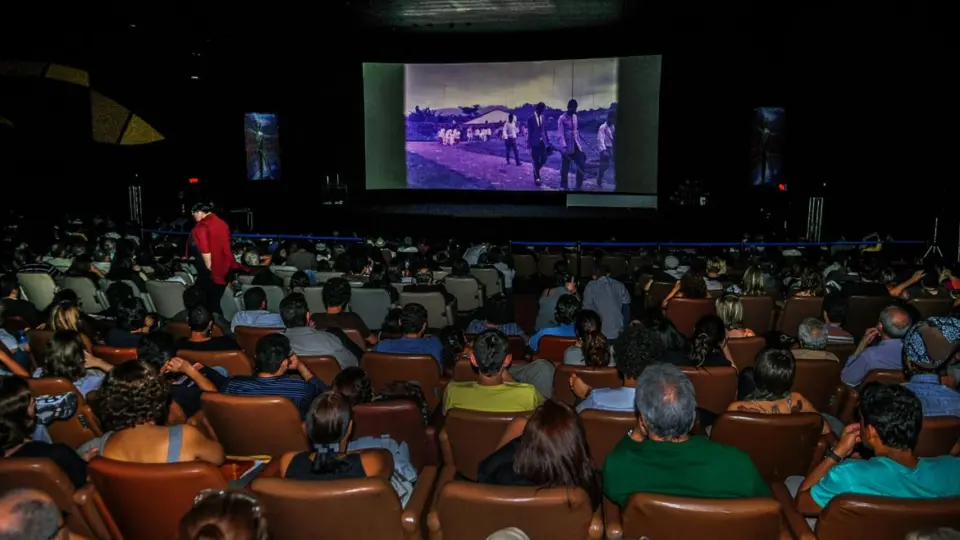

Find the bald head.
xmin=0 ymin=489 xmax=66 ymax=540
xmin=879 ymin=306 xmax=911 ymax=339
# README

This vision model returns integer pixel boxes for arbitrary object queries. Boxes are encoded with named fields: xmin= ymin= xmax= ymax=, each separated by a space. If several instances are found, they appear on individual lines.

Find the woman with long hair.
xmin=714 ymin=294 xmax=755 ymax=338
xmin=179 ymin=490 xmax=270 ymax=540
xmin=736 ymin=265 xmax=767 ymax=297
xmin=477 ymin=399 xmax=602 ymax=511
xmin=661 ymin=268 xmax=709 ymax=309
xmin=46 ymin=302 xmax=94 ymax=351
xmin=563 ymin=310 xmax=612 ymax=367
xmin=790 ymin=267 xmax=826 ymax=297
xmin=689 ymin=315 xmax=734 ymax=368
xmin=34 ymin=330 xmax=112 ymax=397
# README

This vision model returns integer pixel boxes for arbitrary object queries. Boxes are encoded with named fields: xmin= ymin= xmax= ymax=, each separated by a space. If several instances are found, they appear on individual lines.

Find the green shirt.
xmin=602 ymin=434 xmax=770 ymax=506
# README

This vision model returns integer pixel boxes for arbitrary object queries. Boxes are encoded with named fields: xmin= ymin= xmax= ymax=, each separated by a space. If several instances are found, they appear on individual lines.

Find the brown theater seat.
xmin=710 ymin=412 xmax=824 ymax=482
xmin=727 ymin=336 xmax=766 ymax=371
xmin=680 ymin=366 xmax=738 ymax=415
xmin=535 ymin=335 xmax=577 ymax=363
xmin=439 ymin=409 xmax=526 ymax=481
xmin=234 ymin=325 xmax=281 ymax=361
xmin=844 ymin=295 xmax=892 ymax=340
xmin=27 ymin=329 xmax=54 ymax=370
xmin=91 ymin=345 xmax=137 ymax=366
xmin=26 ymin=377 xmax=101 ymax=449
xmin=200 ymin=393 xmax=309 ymax=458
xmin=362 ymin=352 xmax=445 ymax=411
xmin=791 ymin=358 xmax=845 ymax=414
xmin=776 ymin=296 xmax=824 ymax=338
xmin=552 ymin=364 xmax=621 ymax=406
xmin=915 ymin=416 xmax=960 ymax=458
xmin=909 ymin=297 xmax=954 ymax=319
xmin=298 ymin=354 xmax=342 ymax=385
xmin=665 ymin=298 xmax=715 ymax=338
xmin=176 ymin=348 xmax=254 ymax=376
xmin=741 ymin=295 xmax=776 ymax=336
xmin=353 ymin=400 xmax=439 ymax=470
xmin=163 ymin=320 xmax=225 ymax=341
xmin=428 ymin=483 xmax=602 ymax=540
xmin=579 ymin=409 xmax=635 ymax=469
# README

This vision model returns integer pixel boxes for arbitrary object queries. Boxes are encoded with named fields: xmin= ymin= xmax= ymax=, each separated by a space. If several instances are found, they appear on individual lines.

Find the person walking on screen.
xmin=188 ymin=201 xmax=244 ymax=315
xmin=557 ymin=99 xmax=587 ymax=190
xmin=597 ymin=110 xmax=616 ymax=187
xmin=503 ymin=114 xmax=520 ymax=166
xmin=526 ymin=102 xmax=550 ymax=187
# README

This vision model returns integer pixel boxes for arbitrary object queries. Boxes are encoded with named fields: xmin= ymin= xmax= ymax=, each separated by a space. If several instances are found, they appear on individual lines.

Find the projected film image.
xmin=245 ymin=113 xmax=281 ymax=181
xmin=751 ymin=106 xmax=784 ymax=186
xmin=405 ymin=59 xmax=618 ymax=191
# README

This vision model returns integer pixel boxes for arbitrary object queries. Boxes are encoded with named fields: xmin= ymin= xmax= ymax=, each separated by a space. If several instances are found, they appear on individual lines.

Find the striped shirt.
xmin=19 ymin=262 xmax=62 ymax=280
xmin=221 ymin=375 xmax=326 ymax=417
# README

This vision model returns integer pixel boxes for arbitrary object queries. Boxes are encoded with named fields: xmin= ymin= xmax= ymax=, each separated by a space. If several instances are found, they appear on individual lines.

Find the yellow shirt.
xmin=443 ymin=381 xmax=544 ymax=414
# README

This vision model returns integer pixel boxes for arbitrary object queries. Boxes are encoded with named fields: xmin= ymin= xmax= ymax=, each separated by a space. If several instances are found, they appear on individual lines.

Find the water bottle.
xmin=16 ymin=330 xmax=27 ymax=351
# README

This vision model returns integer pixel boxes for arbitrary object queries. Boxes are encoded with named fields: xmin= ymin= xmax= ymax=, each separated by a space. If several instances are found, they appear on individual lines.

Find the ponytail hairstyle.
xmin=304 ymin=392 xmax=354 ymax=475
xmin=575 ymin=310 xmax=610 ymax=367
xmin=690 ymin=314 xmax=726 ymax=368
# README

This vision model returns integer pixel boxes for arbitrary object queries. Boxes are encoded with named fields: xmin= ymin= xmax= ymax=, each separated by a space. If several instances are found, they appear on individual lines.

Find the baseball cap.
xmin=903 ymin=316 xmax=960 ymax=368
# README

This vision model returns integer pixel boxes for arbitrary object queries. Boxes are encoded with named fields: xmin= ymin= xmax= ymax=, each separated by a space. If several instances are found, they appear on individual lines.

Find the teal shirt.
xmin=811 ymin=456 xmax=960 ymax=508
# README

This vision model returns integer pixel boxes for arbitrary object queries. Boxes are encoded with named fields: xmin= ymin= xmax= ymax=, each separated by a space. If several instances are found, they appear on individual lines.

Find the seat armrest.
xmin=588 ymin=504 xmax=604 ymax=540
xmin=838 ymin=387 xmax=859 ymax=425
xmin=402 ymin=465 xmax=438 ymax=534
xmin=770 ymin=482 xmax=815 ymax=540
xmin=828 ymin=384 xmax=848 ymax=417
xmin=603 ymin=497 xmax=622 ymax=540
xmin=73 ymin=484 xmax=111 ymax=540
xmin=423 ymin=425 xmax=440 ymax=467
xmin=430 ymin=465 xmax=457 ymax=510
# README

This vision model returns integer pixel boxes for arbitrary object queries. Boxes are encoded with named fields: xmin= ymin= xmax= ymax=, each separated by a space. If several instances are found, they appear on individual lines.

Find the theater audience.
xmin=714 ymin=293 xmax=755 ymax=338
xmin=841 ymin=305 xmax=912 ymax=386
xmin=33 ymin=330 xmax=112 ymax=397
xmin=444 ymin=330 xmax=543 ymax=414
xmin=466 ymin=293 xmax=526 ymax=338
xmin=603 ymin=363 xmax=769 ymax=505
xmin=179 ymin=490 xmax=271 ymax=540
xmin=792 ymin=383 xmax=960 ymax=516
xmin=792 ymin=318 xmax=840 ymax=362
xmin=104 ymin=298 xmax=154 ymax=348
xmin=661 ymin=314 xmax=734 ymax=368
xmin=660 ymin=268 xmax=709 ymax=309
xmin=790 ymin=267 xmax=826 ymax=297
xmin=821 ymin=292 xmax=855 ymax=345
xmin=529 ymin=294 xmax=580 ymax=352
xmin=177 ymin=304 xmax=243 ymax=352
xmin=535 ymin=271 xmax=577 ymax=332
xmin=222 ymin=333 xmax=326 ymax=416
xmin=563 ymin=309 xmax=613 ymax=367
xmin=0 ymin=274 xmax=41 ymax=327
xmin=231 ymin=286 xmax=283 ymax=332
xmin=374 ymin=303 xmax=444 ymax=365
xmin=45 ymin=302 xmax=93 ymax=352
xmin=582 ymin=265 xmax=630 ymax=340
xmin=573 ymin=324 xmax=664 ymax=412
xmin=312 ymin=277 xmax=376 ymax=345
xmin=97 ymin=361 xmax=224 ymax=464
xmin=1 ymin=376 xmax=89 ymax=489
xmin=138 ymin=331 xmax=223 ymax=419
xmin=279 ymin=293 xmax=357 ymax=369
xmin=477 ymin=400 xmax=602 ymax=510
xmin=901 ymin=317 xmax=960 ymax=417
xmin=730 ymin=265 xmax=768 ymax=297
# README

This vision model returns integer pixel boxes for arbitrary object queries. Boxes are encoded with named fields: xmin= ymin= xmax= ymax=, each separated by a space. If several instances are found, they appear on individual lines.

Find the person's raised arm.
xmin=795 ymin=423 xmax=860 ymax=516
xmin=889 ymin=270 xmax=924 ymax=298
xmin=162 ymin=357 xmax=218 ymax=392
xmin=0 ymin=349 xmax=29 ymax=377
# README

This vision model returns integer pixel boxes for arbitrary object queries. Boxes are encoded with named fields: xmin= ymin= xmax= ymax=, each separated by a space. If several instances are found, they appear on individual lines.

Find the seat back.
xmin=353 ymin=400 xmax=431 ymax=471
xmin=362 ymin=352 xmax=443 ymax=410
xmin=91 ymin=345 xmax=138 ymax=366
xmin=710 ymin=412 xmax=823 ymax=481
xmin=298 ymin=355 xmax=342 ymax=385
xmin=145 ymin=280 xmax=187 ymax=319
xmin=726 ymin=336 xmax=766 ymax=371
xmin=470 ymin=267 xmax=502 ymax=297
xmin=17 ymin=272 xmax=57 ymax=311
xmin=399 ymin=291 xmax=451 ymax=329
xmin=844 ymin=296 xmax=892 ymax=340
xmin=219 ymin=284 xmax=240 ymax=322
xmin=234 ymin=326 xmax=281 ymax=361
xmin=815 ymin=494 xmax=960 ymax=540
xmin=776 ymin=296 xmax=824 ymax=337
xmin=26 ymin=377 xmax=102 ymax=448
xmin=440 ymin=409 xmax=523 ymax=480
xmin=862 ymin=369 xmax=905 ymax=385
xmin=200 ymin=393 xmax=308 ymax=458
xmin=444 ymin=277 xmax=483 ymax=312
xmin=916 ymin=416 xmax=960 ymax=458
xmin=908 ymin=298 xmax=954 ymax=320
xmin=665 ymin=298 xmax=716 ymax=338
xmin=512 ymin=254 xmax=536 ymax=279
xmin=348 ymin=288 xmax=392 ymax=330
xmin=63 ymin=276 xmax=108 ymax=314
xmin=88 ymin=457 xmax=227 ymax=540
xmin=536 ymin=254 xmax=563 ymax=276
xmin=740 ymin=295 xmax=776 ymax=335
xmin=579 ymin=409 xmax=635 ymax=469
xmin=552 ymin=365 xmax=622 ymax=406
xmin=0 ymin=458 xmax=102 ymax=539
xmin=342 ymin=327 xmax=366 ymax=350
xmin=826 ymin=343 xmax=857 ymax=366
xmin=599 ymin=256 xmax=628 ymax=277
xmin=536 ymin=335 xmax=578 ymax=363
xmin=431 ymin=483 xmax=596 ymax=540
xmin=161 ymin=321 xmax=191 ymax=341
xmin=301 ymin=286 xmax=326 ymax=313
xmin=240 ymin=284 xmax=284 ymax=314
xmin=792 ymin=358 xmax=842 ymax=412
xmin=176 ymin=349 xmax=254 ymax=376
xmin=27 ymin=329 xmax=54 ymax=368
xmin=313 ymin=271 xmax=344 ymax=284
xmin=645 ymin=282 xmax=675 ymax=309
xmin=680 ymin=366 xmax=738 ymax=415
xmin=252 ymin=476 xmax=405 ymax=540
xmin=621 ymin=492 xmax=782 ymax=540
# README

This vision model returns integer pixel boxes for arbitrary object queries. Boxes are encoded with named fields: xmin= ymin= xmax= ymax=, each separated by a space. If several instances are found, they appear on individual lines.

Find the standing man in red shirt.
xmin=189 ymin=201 xmax=243 ymax=314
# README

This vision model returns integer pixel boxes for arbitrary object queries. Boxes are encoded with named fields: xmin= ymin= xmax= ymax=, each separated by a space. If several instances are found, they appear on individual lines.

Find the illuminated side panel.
xmin=45 ymin=64 xmax=90 ymax=87
xmin=120 ymin=114 xmax=164 ymax=145
xmin=90 ymin=90 xmax=130 ymax=144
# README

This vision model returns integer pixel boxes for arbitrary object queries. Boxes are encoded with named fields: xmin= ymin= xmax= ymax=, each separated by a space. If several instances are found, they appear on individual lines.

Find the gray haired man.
xmin=793 ymin=317 xmax=840 ymax=362
xmin=0 ymin=489 xmax=69 ymax=540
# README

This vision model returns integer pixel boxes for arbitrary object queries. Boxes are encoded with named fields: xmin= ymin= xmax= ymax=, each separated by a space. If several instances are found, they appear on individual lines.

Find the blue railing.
xmin=142 ymin=229 xmax=364 ymax=243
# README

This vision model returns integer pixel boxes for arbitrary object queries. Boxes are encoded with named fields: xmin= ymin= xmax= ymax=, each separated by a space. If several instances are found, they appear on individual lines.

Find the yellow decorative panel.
xmin=45 ymin=64 xmax=90 ymax=87
xmin=90 ymin=91 xmax=130 ymax=144
xmin=120 ymin=114 xmax=164 ymax=145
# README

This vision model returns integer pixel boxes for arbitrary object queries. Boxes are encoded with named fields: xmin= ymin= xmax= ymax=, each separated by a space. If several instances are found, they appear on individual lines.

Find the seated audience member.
xmin=374 ymin=303 xmax=443 ymax=365
xmin=280 ymin=293 xmax=358 ymax=369
xmin=285 ymin=241 xmax=317 ymax=271
xmin=66 ymin=253 xmax=104 ymax=282
xmin=404 ymin=267 xmax=455 ymax=305
xmin=573 ymin=324 xmax=663 ymax=413
xmin=528 ymin=294 xmax=580 ymax=352
xmin=821 ymin=292 xmax=855 ymax=345
xmin=477 ymin=400 xmax=601 ymax=510
xmin=792 ymin=383 xmax=960 ymax=516
xmin=438 ymin=326 xmax=469 ymax=374
xmin=841 ymin=305 xmax=912 ymax=386
xmin=729 ymin=265 xmax=769 ymax=297
xmin=790 ymin=267 xmax=827 ymax=297
xmin=288 ymin=270 xmax=311 ymax=294
xmin=603 ymin=363 xmax=769 ymax=505
xmin=312 ymin=277 xmax=376 ymax=345
xmin=105 ymin=254 xmax=147 ymax=292
xmin=101 ymin=281 xmax=135 ymax=320
xmin=45 ymin=302 xmax=94 ymax=351
xmin=563 ymin=309 xmax=613 ymax=367
xmin=138 ymin=332 xmax=224 ymax=419
xmin=230 ymin=286 xmax=283 ymax=332
xmin=97 ymin=361 xmax=224 ymax=464
xmin=466 ymin=293 xmax=526 ymax=339
xmin=280 ymin=392 xmax=391 ymax=481
xmin=222 ymin=333 xmax=326 ymax=416
xmin=714 ymin=293 xmax=755 ymax=338
xmin=582 ymin=265 xmax=631 ymax=340
xmin=901 ymin=317 xmax=960 ymax=417
xmin=792 ymin=318 xmax=840 ymax=362
xmin=176 ymin=305 xmax=242 ymax=352
xmin=659 ymin=268 xmax=709 ymax=309
xmin=535 ymin=272 xmax=577 ymax=332
xmin=0 ymin=489 xmax=71 ymax=540
xmin=660 ymin=314 xmax=734 ymax=368
xmin=170 ymin=284 xmax=205 ymax=323
xmin=705 ymin=257 xmax=727 ymax=290
xmin=104 ymin=298 xmax=153 ymax=348
xmin=444 ymin=330 xmax=544 ymax=414
xmin=0 ymin=274 xmax=41 ymax=327
xmin=1 ymin=376 xmax=89 ymax=489
xmin=34 ymin=330 xmax=112 ymax=397
xmin=332 ymin=366 xmax=431 ymax=424
xmin=361 ymin=263 xmax=400 ymax=304
xmin=179 ymin=490 xmax=272 ymax=540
